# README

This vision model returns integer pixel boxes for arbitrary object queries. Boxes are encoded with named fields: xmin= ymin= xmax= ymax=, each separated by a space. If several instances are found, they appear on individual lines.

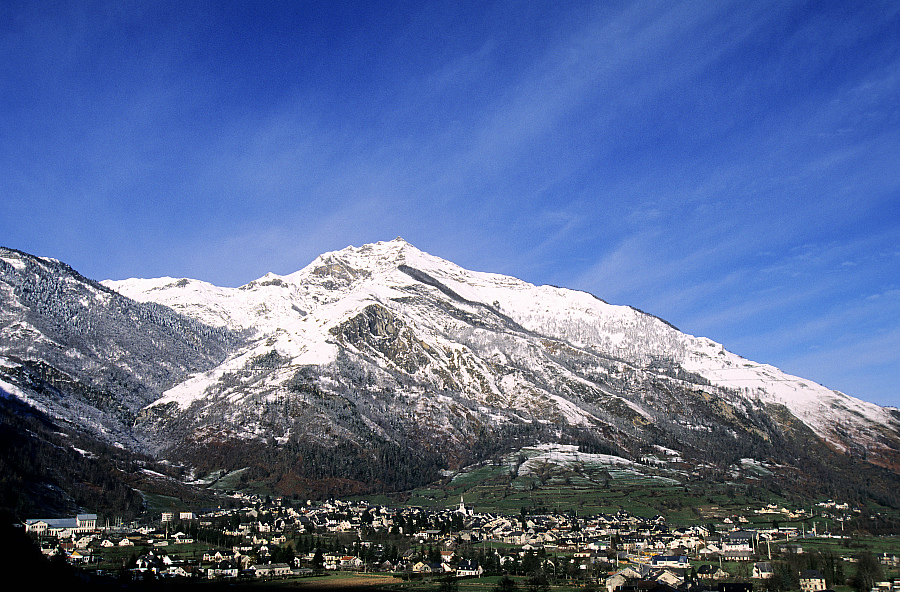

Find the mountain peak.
xmin=5 ymin=243 xmax=900 ymax=505
xmin=287 ymin=238 xmax=430 ymax=283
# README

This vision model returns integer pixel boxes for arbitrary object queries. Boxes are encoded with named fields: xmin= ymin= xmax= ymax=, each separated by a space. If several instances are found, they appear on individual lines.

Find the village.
xmin=20 ymin=495 xmax=900 ymax=591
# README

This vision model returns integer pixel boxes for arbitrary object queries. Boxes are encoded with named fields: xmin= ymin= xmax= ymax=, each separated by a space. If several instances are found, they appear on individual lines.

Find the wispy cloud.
xmin=2 ymin=1 xmax=898 ymax=405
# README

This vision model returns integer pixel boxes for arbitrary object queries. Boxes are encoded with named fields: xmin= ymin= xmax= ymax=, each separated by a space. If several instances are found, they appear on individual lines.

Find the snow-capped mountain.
xmin=3 ymin=239 xmax=900 ymax=502
xmin=0 ymin=246 xmax=240 ymax=449
xmin=105 ymin=239 xmax=900 ymax=472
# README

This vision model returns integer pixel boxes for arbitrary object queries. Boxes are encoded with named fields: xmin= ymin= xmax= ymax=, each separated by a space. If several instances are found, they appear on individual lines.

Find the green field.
xmin=353 ymin=447 xmax=799 ymax=524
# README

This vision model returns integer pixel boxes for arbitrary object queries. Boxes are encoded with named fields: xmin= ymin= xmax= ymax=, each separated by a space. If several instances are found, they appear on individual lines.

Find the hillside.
xmin=3 ymin=240 xmax=900 ymax=512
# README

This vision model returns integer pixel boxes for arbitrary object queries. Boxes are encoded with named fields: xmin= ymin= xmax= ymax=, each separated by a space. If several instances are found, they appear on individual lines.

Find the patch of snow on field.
xmin=518 ymin=443 xmax=635 ymax=473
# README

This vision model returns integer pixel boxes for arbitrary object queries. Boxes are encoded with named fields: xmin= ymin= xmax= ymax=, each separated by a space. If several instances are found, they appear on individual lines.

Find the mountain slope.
xmin=3 ymin=240 xmax=899 ymax=509
xmin=0 ymin=246 xmax=242 ymax=450
xmin=102 ymin=239 xmax=900 ymax=496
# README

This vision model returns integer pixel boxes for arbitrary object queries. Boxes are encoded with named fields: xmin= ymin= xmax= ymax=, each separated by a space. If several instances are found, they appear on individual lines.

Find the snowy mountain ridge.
xmin=0 ymin=245 xmax=239 ymax=449
xmin=102 ymin=238 xmax=895 ymax=460
xmin=4 ymin=240 xmax=900 ymax=501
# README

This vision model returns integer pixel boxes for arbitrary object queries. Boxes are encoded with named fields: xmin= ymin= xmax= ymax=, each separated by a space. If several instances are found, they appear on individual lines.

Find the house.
xmin=39 ymin=540 xmax=59 ymax=557
xmin=340 ymin=556 xmax=363 ymax=569
xmin=697 ymin=564 xmax=729 ymax=580
xmin=412 ymin=561 xmax=443 ymax=574
xmin=252 ymin=563 xmax=292 ymax=578
xmin=719 ymin=532 xmax=753 ymax=561
xmin=723 ymin=550 xmax=753 ymax=562
xmin=173 ymin=532 xmax=194 ymax=544
xmin=456 ymin=560 xmax=483 ymax=577
xmin=324 ymin=553 xmax=341 ymax=569
xmin=67 ymin=550 xmax=90 ymax=564
xmin=753 ymin=562 xmax=774 ymax=579
xmin=650 ymin=555 xmax=689 ymax=569
xmin=256 ymin=545 xmax=273 ymax=561
xmin=203 ymin=550 xmax=228 ymax=562
xmin=503 ymin=530 xmax=527 ymax=545
xmin=722 ymin=531 xmax=755 ymax=554
xmin=167 ymin=565 xmax=198 ymax=578
xmin=800 ymin=569 xmax=826 ymax=592
xmin=237 ymin=553 xmax=255 ymax=570
xmin=207 ymin=560 xmax=239 ymax=579
xmin=606 ymin=565 xmax=651 ymax=592
xmin=605 ymin=572 xmax=632 ymax=592
xmin=75 ymin=536 xmax=95 ymax=549
xmin=781 ymin=544 xmax=803 ymax=554
xmin=650 ymin=568 xmax=685 ymax=588
xmin=134 ymin=551 xmax=173 ymax=574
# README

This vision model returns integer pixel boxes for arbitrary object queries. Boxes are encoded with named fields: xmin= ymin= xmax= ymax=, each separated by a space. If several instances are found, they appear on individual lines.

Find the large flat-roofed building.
xmin=25 ymin=513 xmax=98 ymax=536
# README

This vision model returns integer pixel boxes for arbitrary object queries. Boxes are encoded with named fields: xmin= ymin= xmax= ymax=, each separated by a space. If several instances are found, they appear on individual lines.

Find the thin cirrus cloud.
xmin=1 ymin=1 xmax=898 ymax=406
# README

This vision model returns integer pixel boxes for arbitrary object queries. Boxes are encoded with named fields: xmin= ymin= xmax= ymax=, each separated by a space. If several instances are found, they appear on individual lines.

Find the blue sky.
xmin=2 ymin=1 xmax=899 ymax=407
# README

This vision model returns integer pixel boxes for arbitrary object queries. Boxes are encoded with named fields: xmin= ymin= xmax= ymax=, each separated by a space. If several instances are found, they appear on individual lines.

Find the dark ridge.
xmin=397 ymin=264 xmax=533 ymax=334
xmin=2 ymin=245 xmax=246 ymax=349
xmin=547 ymin=284 xmax=610 ymax=305
xmin=1 ymin=245 xmax=117 ymax=297
xmin=397 ymin=264 xmax=471 ymax=305
xmin=626 ymin=305 xmax=680 ymax=332
xmin=545 ymin=280 xmax=680 ymax=332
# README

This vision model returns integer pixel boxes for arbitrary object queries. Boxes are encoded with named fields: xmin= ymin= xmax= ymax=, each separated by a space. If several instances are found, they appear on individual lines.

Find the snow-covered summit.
xmin=7 ymin=241 xmax=900 ymax=496
xmin=6 ymin=238 xmax=900 ymax=507
xmin=100 ymin=239 xmax=899 ymax=461
xmin=112 ymin=243 xmax=892 ymax=445
xmin=297 ymin=241 xmax=893 ymax=437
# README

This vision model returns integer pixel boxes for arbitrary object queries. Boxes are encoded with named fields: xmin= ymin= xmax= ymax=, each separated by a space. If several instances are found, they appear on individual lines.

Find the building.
xmin=723 ymin=531 xmax=755 ymax=554
xmin=753 ymin=562 xmax=774 ymax=579
xmin=457 ymin=560 xmax=483 ymax=577
xmin=650 ymin=555 xmax=689 ymax=569
xmin=253 ymin=563 xmax=292 ymax=577
xmin=800 ymin=569 xmax=826 ymax=592
xmin=697 ymin=564 xmax=729 ymax=580
xmin=24 ymin=514 xmax=98 ymax=536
